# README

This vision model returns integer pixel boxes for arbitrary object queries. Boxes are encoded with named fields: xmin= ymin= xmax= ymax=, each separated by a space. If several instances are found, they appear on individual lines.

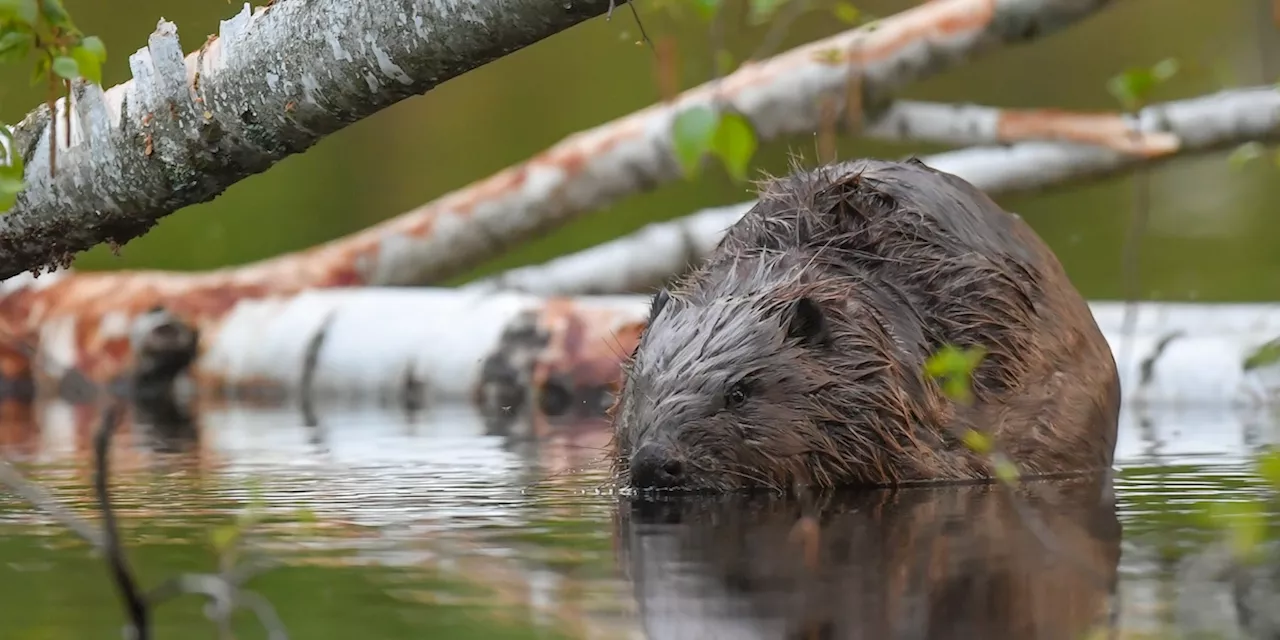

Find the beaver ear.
xmin=649 ymin=288 xmax=671 ymax=324
xmin=785 ymin=296 xmax=830 ymax=347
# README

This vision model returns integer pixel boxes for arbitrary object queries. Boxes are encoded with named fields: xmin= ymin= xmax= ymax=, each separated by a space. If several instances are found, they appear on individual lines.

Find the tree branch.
xmin=471 ymin=86 xmax=1280 ymax=296
xmin=127 ymin=0 xmax=1120 ymax=290
xmin=864 ymin=100 xmax=1181 ymax=156
xmin=0 ymin=0 xmax=629 ymax=281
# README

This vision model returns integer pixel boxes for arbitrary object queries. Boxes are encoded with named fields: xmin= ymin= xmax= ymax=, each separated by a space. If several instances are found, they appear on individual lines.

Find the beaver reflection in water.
xmin=609 ymin=158 xmax=1120 ymax=493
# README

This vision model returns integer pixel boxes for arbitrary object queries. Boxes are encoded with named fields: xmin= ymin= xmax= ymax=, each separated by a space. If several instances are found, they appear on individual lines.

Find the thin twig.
xmin=748 ymin=0 xmax=812 ymax=62
xmin=93 ymin=401 xmax=150 ymax=640
xmin=0 ymin=457 xmax=104 ymax=549
xmin=147 ymin=573 xmax=290 ymax=640
xmin=1116 ymin=122 xmax=1153 ymax=404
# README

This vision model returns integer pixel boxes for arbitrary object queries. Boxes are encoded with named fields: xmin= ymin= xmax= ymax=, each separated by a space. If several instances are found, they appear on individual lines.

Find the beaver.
xmin=608 ymin=157 xmax=1120 ymax=493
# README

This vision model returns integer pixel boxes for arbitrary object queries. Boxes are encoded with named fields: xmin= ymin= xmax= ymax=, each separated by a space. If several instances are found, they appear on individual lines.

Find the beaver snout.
xmin=630 ymin=441 xmax=688 ymax=490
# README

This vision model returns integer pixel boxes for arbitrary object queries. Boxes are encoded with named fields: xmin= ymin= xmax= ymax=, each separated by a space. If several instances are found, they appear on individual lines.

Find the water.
xmin=0 ymin=400 xmax=1277 ymax=639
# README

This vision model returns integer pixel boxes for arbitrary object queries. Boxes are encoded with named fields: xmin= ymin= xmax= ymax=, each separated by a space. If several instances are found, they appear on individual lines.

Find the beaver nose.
xmin=630 ymin=442 xmax=687 ymax=489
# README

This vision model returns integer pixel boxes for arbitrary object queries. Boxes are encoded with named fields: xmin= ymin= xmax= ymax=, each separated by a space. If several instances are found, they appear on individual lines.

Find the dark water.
xmin=0 ymin=401 xmax=1277 ymax=639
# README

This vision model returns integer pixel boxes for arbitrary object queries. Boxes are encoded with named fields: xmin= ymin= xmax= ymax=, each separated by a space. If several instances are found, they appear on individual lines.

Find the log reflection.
xmin=616 ymin=477 xmax=1121 ymax=640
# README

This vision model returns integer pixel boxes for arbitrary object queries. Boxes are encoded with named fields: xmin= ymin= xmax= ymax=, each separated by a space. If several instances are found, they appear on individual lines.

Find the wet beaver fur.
xmin=609 ymin=158 xmax=1121 ymax=493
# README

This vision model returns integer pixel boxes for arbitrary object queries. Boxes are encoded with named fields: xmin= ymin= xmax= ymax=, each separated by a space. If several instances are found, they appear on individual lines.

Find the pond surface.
xmin=0 ymin=400 xmax=1277 ymax=639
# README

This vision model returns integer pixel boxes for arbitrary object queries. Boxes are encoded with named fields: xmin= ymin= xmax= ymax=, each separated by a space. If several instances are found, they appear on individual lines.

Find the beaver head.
xmin=608 ymin=250 xmax=949 ymax=494
xmin=609 ymin=158 xmax=1120 ymax=493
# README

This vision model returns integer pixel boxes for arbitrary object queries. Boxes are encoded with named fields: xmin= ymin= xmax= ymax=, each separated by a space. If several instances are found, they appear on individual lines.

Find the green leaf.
xmin=925 ymin=344 xmax=986 ymax=380
xmin=70 ymin=43 xmax=101 ymax=84
xmin=1243 ymin=336 xmax=1280 ymax=371
xmin=0 ymin=176 xmax=22 ymax=212
xmin=1107 ymin=58 xmax=1179 ymax=111
xmin=961 ymin=429 xmax=991 ymax=455
xmin=79 ymin=34 xmax=105 ymax=62
xmin=0 ymin=29 xmax=32 ymax=64
xmin=671 ymin=105 xmax=719 ymax=178
xmin=710 ymin=112 xmax=757 ymax=181
xmin=925 ymin=344 xmax=986 ymax=404
xmin=832 ymin=1 xmax=861 ymax=24
xmin=50 ymin=54 xmax=78 ymax=80
xmin=0 ymin=0 xmax=38 ymax=25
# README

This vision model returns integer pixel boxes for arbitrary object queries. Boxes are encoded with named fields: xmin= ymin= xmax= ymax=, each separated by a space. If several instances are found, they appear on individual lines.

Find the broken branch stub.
xmin=0 ymin=0 xmax=628 ymax=281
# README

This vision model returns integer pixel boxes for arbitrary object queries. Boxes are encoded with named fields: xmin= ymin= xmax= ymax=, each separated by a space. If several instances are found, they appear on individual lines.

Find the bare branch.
xmin=0 ymin=457 xmax=105 ymax=549
xmin=166 ymin=0 xmax=1121 ymax=290
xmin=864 ymin=100 xmax=1181 ymax=156
xmin=474 ymin=86 xmax=1280 ymax=296
xmin=0 ymin=0 xmax=630 ymax=281
xmin=462 ymin=202 xmax=748 ymax=295
xmin=93 ymin=402 xmax=150 ymax=640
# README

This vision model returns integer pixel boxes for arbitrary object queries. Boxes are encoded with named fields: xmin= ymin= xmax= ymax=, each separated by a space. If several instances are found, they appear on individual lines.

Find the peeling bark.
xmin=194 ymin=298 xmax=1280 ymax=409
xmin=9 ymin=280 xmax=1280 ymax=412
xmin=463 ymin=202 xmax=749 ymax=295
xmin=5 ymin=0 xmax=1116 ymax=290
xmin=473 ymin=87 xmax=1280 ymax=296
xmin=0 ymin=0 xmax=628 ymax=281
xmin=865 ymin=101 xmax=1182 ymax=156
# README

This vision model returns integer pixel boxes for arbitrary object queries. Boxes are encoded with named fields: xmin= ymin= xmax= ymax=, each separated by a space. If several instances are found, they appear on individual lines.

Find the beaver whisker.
xmin=716 ymin=465 xmax=782 ymax=493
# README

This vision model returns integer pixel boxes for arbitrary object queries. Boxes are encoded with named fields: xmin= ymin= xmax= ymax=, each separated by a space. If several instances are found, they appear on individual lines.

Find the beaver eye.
xmin=725 ymin=381 xmax=749 ymax=409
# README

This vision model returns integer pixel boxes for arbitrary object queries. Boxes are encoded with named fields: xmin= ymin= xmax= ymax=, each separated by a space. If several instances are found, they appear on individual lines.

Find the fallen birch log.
xmin=9 ymin=276 xmax=1280 ymax=414
xmin=7 ymin=83 xmax=1280 ymax=396
xmin=469 ymin=87 xmax=1280 ymax=296
xmin=182 ymin=293 xmax=1280 ymax=414
xmin=0 ymin=0 xmax=629 ymax=281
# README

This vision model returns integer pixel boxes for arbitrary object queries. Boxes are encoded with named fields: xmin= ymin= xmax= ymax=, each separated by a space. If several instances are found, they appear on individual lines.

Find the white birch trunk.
xmin=133 ymin=290 xmax=1280 ymax=410
xmin=468 ymin=87 xmax=1280 ymax=296
xmin=0 ymin=0 xmax=624 ymax=281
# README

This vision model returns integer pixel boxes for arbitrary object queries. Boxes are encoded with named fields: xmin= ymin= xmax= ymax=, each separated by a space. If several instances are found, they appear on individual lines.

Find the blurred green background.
xmin=0 ymin=0 xmax=1276 ymax=301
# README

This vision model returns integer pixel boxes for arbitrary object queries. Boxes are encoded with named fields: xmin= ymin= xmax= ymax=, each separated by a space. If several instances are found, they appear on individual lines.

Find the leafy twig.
xmin=1106 ymin=58 xmax=1180 ymax=382
xmin=924 ymin=344 xmax=1121 ymax=630
xmin=0 ymin=0 xmax=108 ymax=212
